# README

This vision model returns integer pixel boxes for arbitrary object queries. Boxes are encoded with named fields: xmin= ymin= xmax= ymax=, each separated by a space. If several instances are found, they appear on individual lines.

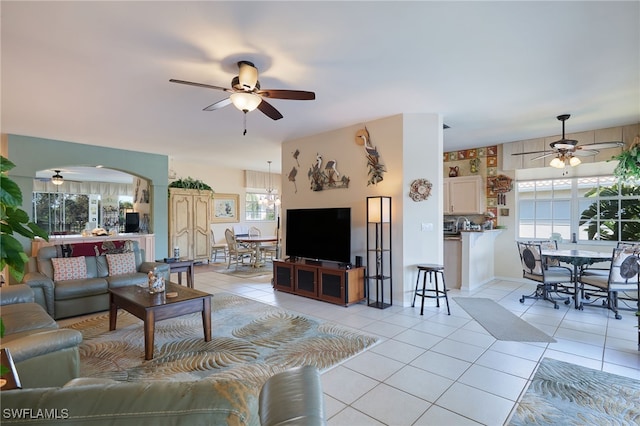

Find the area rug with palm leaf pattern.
xmin=508 ymin=357 xmax=640 ymax=425
xmin=61 ymin=293 xmax=378 ymax=388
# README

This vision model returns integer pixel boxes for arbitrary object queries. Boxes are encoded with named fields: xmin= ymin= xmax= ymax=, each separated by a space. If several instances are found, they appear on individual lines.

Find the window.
xmin=517 ymin=176 xmax=640 ymax=242
xmin=33 ymin=192 xmax=92 ymax=234
xmin=245 ymin=192 xmax=278 ymax=221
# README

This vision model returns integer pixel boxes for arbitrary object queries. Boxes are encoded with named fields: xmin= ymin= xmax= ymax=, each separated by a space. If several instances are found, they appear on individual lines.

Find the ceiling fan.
xmin=35 ymin=169 xmax=82 ymax=185
xmin=512 ymin=114 xmax=624 ymax=168
xmin=170 ymin=60 xmax=315 ymax=133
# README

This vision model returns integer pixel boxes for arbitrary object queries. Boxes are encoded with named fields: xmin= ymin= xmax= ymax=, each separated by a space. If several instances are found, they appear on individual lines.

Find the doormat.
xmin=453 ymin=297 xmax=556 ymax=342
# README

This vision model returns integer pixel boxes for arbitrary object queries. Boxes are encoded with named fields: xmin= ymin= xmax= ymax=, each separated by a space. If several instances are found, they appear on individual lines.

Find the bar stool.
xmin=412 ymin=264 xmax=450 ymax=315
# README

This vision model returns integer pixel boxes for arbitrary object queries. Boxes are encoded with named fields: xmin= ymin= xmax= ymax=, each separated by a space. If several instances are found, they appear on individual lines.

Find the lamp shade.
xmin=569 ymin=156 xmax=581 ymax=166
xmin=230 ymin=92 xmax=262 ymax=112
xmin=367 ymin=196 xmax=391 ymax=223
xmin=237 ymin=61 xmax=258 ymax=90
xmin=549 ymin=157 xmax=565 ymax=168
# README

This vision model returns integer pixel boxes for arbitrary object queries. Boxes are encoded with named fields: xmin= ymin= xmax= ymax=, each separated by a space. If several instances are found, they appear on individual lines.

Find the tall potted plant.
xmin=1 ymin=155 xmax=49 ymax=283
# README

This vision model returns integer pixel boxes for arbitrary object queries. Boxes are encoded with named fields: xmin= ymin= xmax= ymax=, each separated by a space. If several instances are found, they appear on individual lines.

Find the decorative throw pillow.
xmin=51 ymin=256 xmax=88 ymax=281
xmin=106 ymin=252 xmax=137 ymax=276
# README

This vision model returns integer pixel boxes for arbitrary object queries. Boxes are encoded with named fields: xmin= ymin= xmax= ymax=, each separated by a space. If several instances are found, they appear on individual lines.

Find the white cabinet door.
xmin=446 ymin=176 xmax=485 ymax=214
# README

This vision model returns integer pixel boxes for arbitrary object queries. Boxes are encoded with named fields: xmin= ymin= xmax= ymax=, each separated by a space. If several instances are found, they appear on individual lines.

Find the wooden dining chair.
xmin=517 ymin=242 xmax=573 ymax=309
xmin=210 ymin=229 xmax=228 ymax=263
xmin=579 ymin=247 xmax=640 ymax=319
xmin=224 ymin=228 xmax=254 ymax=269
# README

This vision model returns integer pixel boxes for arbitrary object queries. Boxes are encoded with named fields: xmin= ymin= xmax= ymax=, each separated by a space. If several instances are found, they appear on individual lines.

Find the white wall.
xmin=282 ymin=113 xmax=443 ymax=306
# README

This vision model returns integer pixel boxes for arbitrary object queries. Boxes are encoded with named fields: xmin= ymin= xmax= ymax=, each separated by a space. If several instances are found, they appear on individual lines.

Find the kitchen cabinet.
xmin=443 ymin=176 xmax=485 ymax=214
xmin=169 ymin=188 xmax=211 ymax=262
xmin=273 ymin=259 xmax=365 ymax=306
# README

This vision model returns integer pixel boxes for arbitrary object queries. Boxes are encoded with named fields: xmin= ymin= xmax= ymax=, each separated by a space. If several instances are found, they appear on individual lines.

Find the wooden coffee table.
xmin=109 ymin=282 xmax=212 ymax=360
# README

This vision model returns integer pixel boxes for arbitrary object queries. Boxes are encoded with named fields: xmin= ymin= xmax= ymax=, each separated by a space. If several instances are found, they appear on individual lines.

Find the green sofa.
xmin=1 ymin=366 xmax=326 ymax=425
xmin=0 ymin=284 xmax=82 ymax=388
xmin=23 ymin=240 xmax=170 ymax=319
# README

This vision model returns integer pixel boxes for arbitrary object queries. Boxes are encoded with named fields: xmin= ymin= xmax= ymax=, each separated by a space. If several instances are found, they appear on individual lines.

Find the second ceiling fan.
xmin=170 ymin=60 xmax=315 ymax=124
xmin=512 ymin=114 xmax=624 ymax=168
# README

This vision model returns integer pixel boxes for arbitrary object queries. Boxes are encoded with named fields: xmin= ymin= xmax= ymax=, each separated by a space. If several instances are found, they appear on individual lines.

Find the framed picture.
xmin=212 ymin=193 xmax=240 ymax=223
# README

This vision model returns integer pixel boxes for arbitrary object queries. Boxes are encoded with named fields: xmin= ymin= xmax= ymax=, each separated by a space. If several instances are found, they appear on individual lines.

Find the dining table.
xmin=235 ymin=235 xmax=279 ymax=267
xmin=541 ymin=249 xmax=612 ymax=309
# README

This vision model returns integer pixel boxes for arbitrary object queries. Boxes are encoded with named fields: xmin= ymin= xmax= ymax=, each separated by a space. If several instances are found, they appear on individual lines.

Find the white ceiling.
xmin=2 ymin=1 xmax=639 ymax=176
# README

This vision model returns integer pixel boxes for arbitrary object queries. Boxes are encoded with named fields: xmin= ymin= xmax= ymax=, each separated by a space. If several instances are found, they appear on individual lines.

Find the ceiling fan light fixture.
xmin=237 ymin=61 xmax=258 ymax=90
xmin=51 ymin=170 xmax=64 ymax=185
xmin=230 ymin=92 xmax=262 ymax=112
xmin=550 ymin=157 xmax=565 ymax=168
xmin=569 ymin=156 xmax=581 ymax=167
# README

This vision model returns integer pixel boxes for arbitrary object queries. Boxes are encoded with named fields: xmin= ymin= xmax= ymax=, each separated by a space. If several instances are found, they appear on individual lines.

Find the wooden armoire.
xmin=168 ymin=188 xmax=212 ymax=262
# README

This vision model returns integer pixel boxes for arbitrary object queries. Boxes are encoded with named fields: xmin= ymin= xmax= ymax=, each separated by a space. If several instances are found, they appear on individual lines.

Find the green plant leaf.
xmin=0 ymin=175 xmax=23 ymax=207
xmin=1 ymin=155 xmax=49 ymax=283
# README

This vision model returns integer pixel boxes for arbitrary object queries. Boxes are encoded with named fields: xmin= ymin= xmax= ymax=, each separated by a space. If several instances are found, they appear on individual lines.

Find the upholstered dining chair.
xmin=580 ymin=242 xmax=640 ymax=277
xmin=210 ymin=229 xmax=228 ymax=263
xmin=579 ymin=247 xmax=640 ymax=319
xmin=517 ymin=242 xmax=573 ymax=309
xmin=224 ymin=228 xmax=254 ymax=269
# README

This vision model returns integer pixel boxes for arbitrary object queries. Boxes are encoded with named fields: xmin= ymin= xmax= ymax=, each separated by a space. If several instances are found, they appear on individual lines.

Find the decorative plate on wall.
xmin=409 ymin=179 xmax=432 ymax=202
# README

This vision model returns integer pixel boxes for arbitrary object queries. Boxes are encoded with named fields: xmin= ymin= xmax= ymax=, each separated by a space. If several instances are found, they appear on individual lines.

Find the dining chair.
xmin=261 ymin=233 xmax=279 ymax=263
xmin=580 ymin=242 xmax=639 ymax=277
xmin=210 ymin=229 xmax=228 ymax=263
xmin=579 ymin=247 xmax=640 ymax=319
xmin=517 ymin=242 xmax=573 ymax=309
xmin=248 ymin=226 xmax=278 ymax=262
xmin=224 ymin=228 xmax=254 ymax=269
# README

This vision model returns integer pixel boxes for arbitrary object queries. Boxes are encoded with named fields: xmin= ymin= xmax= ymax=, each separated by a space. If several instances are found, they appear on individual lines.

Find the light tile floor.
xmin=190 ymin=266 xmax=640 ymax=426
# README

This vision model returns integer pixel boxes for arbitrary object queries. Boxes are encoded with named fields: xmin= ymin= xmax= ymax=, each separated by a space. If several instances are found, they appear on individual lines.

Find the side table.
xmin=156 ymin=258 xmax=195 ymax=289
xmin=0 ymin=348 xmax=21 ymax=391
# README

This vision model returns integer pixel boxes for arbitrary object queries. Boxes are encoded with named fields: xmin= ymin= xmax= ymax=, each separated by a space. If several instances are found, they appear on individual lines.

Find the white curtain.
xmin=33 ymin=180 xmax=134 ymax=196
xmin=244 ymin=170 xmax=281 ymax=192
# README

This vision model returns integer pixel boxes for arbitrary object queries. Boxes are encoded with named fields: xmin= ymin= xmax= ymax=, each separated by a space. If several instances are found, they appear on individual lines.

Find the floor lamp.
xmin=366 ymin=196 xmax=392 ymax=308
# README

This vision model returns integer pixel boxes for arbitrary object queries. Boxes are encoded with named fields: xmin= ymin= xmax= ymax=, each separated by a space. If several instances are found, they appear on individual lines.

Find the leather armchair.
xmin=0 ymin=284 xmax=82 ymax=388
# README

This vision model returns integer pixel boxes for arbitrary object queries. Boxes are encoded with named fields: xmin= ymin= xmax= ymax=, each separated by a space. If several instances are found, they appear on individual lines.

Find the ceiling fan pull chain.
xmin=243 ymin=111 xmax=248 ymax=135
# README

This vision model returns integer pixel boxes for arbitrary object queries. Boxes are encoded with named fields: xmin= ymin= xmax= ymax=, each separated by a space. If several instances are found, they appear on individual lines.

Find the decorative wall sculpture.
xmin=355 ymin=127 xmax=386 ymax=185
xmin=308 ymin=153 xmax=350 ymax=191
xmin=289 ymin=149 xmax=300 ymax=193
xmin=409 ymin=179 xmax=432 ymax=202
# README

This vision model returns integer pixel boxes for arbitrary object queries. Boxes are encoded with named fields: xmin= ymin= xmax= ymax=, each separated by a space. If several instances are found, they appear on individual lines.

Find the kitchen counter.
xmin=459 ymin=229 xmax=503 ymax=291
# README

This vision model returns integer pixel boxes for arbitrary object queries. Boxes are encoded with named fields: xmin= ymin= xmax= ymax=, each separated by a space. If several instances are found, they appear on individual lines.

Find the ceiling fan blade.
xmin=530 ymin=152 xmax=556 ymax=161
xmin=169 ymin=79 xmax=231 ymax=93
xmin=577 ymin=141 xmax=624 ymax=151
xmin=257 ymin=89 xmax=316 ymax=100
xmin=203 ymin=98 xmax=232 ymax=111
xmin=574 ymin=149 xmax=599 ymax=157
xmin=511 ymin=150 xmax=549 ymax=156
xmin=257 ymin=99 xmax=284 ymax=120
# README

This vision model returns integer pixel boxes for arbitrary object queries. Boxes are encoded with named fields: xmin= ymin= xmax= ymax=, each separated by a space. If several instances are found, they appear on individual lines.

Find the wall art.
xmin=308 ymin=153 xmax=350 ymax=191
xmin=355 ymin=127 xmax=386 ymax=185
xmin=409 ymin=178 xmax=432 ymax=202
xmin=212 ymin=193 xmax=239 ymax=223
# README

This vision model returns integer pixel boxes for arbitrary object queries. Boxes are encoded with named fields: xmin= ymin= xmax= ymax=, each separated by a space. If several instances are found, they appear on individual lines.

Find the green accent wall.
xmin=6 ymin=134 xmax=169 ymax=258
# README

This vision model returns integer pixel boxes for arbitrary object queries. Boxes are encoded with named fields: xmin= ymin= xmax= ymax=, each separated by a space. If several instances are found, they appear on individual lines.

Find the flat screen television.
xmin=125 ymin=212 xmax=139 ymax=233
xmin=285 ymin=207 xmax=351 ymax=264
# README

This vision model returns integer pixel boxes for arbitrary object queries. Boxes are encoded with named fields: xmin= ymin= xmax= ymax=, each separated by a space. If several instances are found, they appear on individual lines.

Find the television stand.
xmin=272 ymin=259 xmax=365 ymax=306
